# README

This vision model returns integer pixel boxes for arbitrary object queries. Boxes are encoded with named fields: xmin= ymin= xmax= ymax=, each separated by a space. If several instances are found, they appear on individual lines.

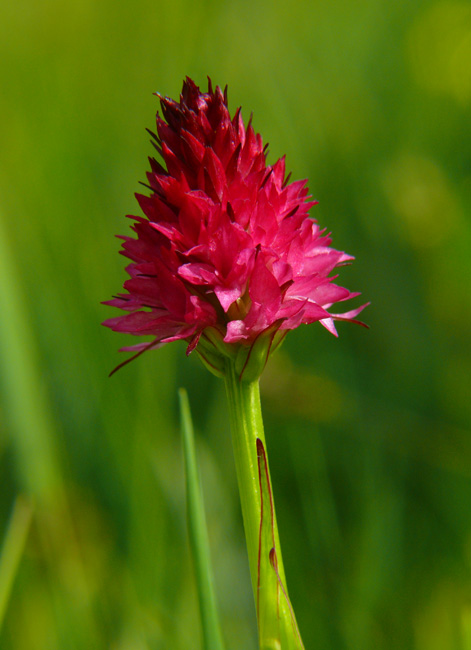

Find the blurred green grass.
xmin=0 ymin=0 xmax=470 ymax=648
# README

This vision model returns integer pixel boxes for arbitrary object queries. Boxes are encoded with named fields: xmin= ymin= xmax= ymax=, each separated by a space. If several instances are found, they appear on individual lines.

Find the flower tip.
xmin=353 ymin=301 xmax=371 ymax=329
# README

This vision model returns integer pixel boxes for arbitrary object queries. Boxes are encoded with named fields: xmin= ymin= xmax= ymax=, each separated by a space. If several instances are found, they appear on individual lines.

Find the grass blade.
xmin=0 ymin=497 xmax=33 ymax=634
xmin=179 ymin=388 xmax=225 ymax=650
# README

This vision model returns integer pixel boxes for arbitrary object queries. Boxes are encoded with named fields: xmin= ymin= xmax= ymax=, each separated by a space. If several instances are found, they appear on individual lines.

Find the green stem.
xmin=223 ymin=361 xmax=287 ymax=601
xmin=224 ymin=360 xmax=306 ymax=648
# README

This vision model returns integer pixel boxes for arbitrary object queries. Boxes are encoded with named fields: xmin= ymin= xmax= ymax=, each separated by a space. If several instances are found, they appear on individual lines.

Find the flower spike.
xmin=103 ymin=78 xmax=367 ymax=373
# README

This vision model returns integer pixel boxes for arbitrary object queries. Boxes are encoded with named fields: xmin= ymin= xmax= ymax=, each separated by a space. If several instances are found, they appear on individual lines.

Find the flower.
xmin=103 ymin=77 xmax=367 ymax=376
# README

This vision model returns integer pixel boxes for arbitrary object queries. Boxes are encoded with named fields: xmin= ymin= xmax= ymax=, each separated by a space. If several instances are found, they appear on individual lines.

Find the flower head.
xmin=103 ymin=78 xmax=367 ymax=377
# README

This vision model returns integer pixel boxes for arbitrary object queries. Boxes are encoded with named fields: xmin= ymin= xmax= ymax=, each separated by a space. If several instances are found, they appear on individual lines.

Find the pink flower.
xmin=103 ymin=78 xmax=367 ymax=375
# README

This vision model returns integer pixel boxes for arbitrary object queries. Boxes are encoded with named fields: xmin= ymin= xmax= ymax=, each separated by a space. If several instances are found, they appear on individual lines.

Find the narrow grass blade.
xmin=179 ymin=388 xmax=225 ymax=650
xmin=0 ymin=497 xmax=33 ymax=633
xmin=0 ymin=211 xmax=62 ymax=505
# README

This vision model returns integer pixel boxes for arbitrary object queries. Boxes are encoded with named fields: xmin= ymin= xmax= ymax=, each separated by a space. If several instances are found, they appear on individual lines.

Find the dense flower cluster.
xmin=103 ymin=78 xmax=367 ymax=374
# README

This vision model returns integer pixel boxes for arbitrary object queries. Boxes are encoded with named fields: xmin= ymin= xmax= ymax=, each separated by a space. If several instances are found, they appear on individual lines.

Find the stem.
xmin=223 ymin=360 xmax=287 ymax=601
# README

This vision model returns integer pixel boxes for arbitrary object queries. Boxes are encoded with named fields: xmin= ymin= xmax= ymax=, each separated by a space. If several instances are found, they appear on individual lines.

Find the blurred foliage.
xmin=0 ymin=0 xmax=470 ymax=648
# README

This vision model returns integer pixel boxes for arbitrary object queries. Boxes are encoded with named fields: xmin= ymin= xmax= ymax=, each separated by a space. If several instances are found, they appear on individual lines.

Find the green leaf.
xmin=256 ymin=439 xmax=305 ymax=650
xmin=179 ymin=388 xmax=225 ymax=650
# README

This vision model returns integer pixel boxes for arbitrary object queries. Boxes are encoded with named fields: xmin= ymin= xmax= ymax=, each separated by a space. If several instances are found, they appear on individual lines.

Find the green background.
xmin=1 ymin=0 xmax=471 ymax=648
